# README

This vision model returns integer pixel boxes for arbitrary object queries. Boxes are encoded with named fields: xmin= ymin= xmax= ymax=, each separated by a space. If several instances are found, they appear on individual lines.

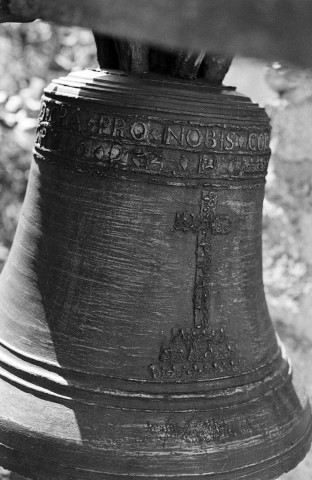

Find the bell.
xmin=0 ymin=66 xmax=311 ymax=480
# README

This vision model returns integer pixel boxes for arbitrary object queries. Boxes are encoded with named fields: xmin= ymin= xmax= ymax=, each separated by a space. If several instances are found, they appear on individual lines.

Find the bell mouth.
xmin=0 ymin=368 xmax=311 ymax=480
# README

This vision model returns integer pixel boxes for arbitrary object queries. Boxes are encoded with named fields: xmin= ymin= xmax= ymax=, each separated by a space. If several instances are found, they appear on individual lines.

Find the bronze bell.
xmin=0 ymin=59 xmax=311 ymax=480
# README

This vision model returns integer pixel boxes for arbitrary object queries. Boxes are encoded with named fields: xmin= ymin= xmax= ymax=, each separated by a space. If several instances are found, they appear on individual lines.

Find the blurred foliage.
xmin=226 ymin=59 xmax=312 ymax=326
xmin=0 ymin=25 xmax=96 ymax=479
xmin=263 ymin=168 xmax=308 ymax=316
xmin=0 ymin=22 xmax=97 ymax=271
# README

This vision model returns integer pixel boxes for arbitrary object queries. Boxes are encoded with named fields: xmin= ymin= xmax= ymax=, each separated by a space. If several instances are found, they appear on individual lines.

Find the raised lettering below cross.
xmin=174 ymin=191 xmax=232 ymax=328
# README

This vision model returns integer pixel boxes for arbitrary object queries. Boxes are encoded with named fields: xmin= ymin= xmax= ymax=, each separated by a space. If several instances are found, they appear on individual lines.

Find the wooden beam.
xmin=5 ymin=0 xmax=312 ymax=68
xmin=0 ymin=0 xmax=33 ymax=22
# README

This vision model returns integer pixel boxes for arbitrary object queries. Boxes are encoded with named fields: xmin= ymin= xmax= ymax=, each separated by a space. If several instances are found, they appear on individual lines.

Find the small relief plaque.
xmin=199 ymin=154 xmax=214 ymax=173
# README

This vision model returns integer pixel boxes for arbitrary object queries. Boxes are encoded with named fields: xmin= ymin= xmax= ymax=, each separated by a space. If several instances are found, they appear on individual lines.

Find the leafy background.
xmin=0 ymin=22 xmax=311 ymax=480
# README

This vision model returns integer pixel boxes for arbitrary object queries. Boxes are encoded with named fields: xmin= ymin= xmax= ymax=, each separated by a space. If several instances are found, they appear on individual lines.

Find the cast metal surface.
xmin=0 ymin=70 xmax=311 ymax=479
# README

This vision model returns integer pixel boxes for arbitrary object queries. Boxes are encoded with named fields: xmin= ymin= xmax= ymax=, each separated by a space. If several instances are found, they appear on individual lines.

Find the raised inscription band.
xmin=34 ymin=97 xmax=271 ymax=181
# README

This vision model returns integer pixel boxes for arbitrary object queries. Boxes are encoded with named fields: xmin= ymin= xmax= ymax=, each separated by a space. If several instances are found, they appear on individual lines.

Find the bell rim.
xmin=0 ymin=406 xmax=311 ymax=480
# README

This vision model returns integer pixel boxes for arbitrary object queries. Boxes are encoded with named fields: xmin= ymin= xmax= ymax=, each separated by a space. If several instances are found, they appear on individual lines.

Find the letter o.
xmin=110 ymin=145 xmax=123 ymax=161
xmin=248 ymin=133 xmax=257 ymax=151
xmin=186 ymin=128 xmax=203 ymax=148
xmin=257 ymin=133 xmax=265 ymax=151
xmin=131 ymin=122 xmax=148 ymax=141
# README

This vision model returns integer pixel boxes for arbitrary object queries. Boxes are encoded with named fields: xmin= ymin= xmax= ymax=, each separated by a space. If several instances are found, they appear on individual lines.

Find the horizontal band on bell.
xmin=35 ymin=94 xmax=271 ymax=182
xmin=39 ymin=95 xmax=271 ymax=155
xmin=0 ymin=338 xmax=291 ymax=410
xmin=47 ymin=70 xmax=270 ymax=124
xmin=33 ymin=151 xmax=267 ymax=188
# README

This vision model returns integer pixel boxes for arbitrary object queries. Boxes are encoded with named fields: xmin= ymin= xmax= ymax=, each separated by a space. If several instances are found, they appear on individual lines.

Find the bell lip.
xmin=0 ymin=407 xmax=311 ymax=480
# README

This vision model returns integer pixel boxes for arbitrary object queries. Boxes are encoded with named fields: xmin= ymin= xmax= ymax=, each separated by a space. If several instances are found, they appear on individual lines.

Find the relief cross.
xmin=174 ymin=191 xmax=232 ymax=328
